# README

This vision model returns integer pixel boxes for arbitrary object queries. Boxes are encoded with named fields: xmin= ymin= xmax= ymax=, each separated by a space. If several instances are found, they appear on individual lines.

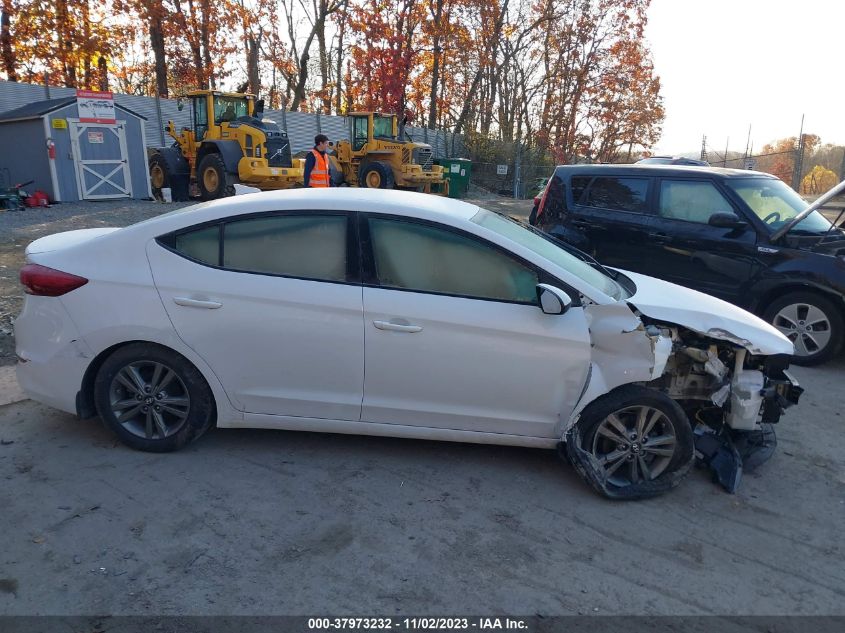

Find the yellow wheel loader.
xmin=332 ymin=112 xmax=449 ymax=196
xmin=148 ymin=90 xmax=303 ymax=201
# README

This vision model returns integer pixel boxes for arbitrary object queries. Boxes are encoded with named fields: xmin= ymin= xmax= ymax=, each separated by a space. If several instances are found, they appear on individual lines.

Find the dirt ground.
xmin=1 ymin=195 xmax=843 ymax=618
xmin=0 ymin=358 xmax=843 ymax=616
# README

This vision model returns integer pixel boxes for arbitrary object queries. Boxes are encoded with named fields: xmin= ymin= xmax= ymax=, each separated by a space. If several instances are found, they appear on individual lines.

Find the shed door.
xmin=69 ymin=121 xmax=132 ymax=199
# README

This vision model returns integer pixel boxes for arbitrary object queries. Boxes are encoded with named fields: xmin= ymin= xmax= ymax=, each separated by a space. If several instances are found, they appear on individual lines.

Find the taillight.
xmin=20 ymin=264 xmax=88 ymax=297
xmin=535 ymin=179 xmax=552 ymax=223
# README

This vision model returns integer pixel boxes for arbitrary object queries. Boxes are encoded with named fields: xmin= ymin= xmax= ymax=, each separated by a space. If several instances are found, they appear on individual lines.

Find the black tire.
xmin=197 ymin=153 xmax=238 ymax=200
xmin=94 ymin=343 xmax=215 ymax=453
xmin=762 ymin=291 xmax=843 ymax=366
xmin=359 ymin=161 xmax=395 ymax=189
xmin=148 ymin=153 xmax=189 ymax=201
xmin=565 ymin=385 xmax=694 ymax=500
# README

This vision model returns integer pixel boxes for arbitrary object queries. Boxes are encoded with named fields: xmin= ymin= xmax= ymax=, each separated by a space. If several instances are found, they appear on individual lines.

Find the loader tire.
xmin=359 ymin=161 xmax=395 ymax=190
xmin=198 ymin=153 xmax=238 ymax=200
xmin=149 ymin=153 xmax=189 ymax=201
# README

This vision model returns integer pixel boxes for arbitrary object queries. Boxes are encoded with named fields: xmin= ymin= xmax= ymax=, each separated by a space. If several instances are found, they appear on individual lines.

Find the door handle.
xmin=173 ymin=297 xmax=222 ymax=309
xmin=373 ymin=320 xmax=423 ymax=333
xmin=648 ymin=232 xmax=670 ymax=244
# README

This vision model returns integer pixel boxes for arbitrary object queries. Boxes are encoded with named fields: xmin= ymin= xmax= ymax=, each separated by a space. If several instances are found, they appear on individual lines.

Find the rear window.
xmin=583 ymin=177 xmax=650 ymax=214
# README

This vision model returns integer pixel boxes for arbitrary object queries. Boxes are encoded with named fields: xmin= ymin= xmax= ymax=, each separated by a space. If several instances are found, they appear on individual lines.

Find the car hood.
xmin=618 ymin=269 xmax=793 ymax=356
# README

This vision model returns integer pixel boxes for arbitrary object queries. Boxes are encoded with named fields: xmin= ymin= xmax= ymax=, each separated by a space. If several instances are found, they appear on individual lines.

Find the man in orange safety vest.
xmin=304 ymin=134 xmax=332 ymax=188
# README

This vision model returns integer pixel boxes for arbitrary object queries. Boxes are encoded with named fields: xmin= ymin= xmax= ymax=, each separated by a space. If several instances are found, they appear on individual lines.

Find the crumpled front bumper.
xmin=696 ymin=367 xmax=802 ymax=493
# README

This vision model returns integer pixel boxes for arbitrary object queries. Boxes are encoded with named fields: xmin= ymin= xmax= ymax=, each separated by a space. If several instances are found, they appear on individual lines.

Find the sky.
xmin=645 ymin=0 xmax=845 ymax=157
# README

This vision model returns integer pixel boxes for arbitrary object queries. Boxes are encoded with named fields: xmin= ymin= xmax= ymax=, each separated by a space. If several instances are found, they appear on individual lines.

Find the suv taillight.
xmin=20 ymin=264 xmax=88 ymax=297
xmin=534 ymin=179 xmax=552 ymax=224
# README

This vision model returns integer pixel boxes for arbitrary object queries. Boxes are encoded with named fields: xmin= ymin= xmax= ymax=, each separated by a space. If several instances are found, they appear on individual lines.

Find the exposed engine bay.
xmin=638 ymin=318 xmax=801 ymax=492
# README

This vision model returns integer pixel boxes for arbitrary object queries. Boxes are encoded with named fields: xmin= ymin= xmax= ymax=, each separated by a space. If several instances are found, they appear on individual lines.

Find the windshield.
xmin=213 ymin=96 xmax=249 ymax=124
xmin=726 ymin=178 xmax=832 ymax=234
xmin=373 ymin=115 xmax=395 ymax=138
xmin=471 ymin=209 xmax=624 ymax=300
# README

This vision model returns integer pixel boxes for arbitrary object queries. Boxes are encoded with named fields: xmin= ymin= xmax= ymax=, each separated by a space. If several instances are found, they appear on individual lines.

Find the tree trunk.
xmin=451 ymin=0 xmax=508 ymax=137
xmin=97 ymin=56 xmax=108 ymax=91
xmin=426 ymin=0 xmax=443 ymax=130
xmin=289 ymin=22 xmax=320 ymax=110
xmin=247 ymin=35 xmax=260 ymax=94
xmin=201 ymin=0 xmax=214 ymax=88
xmin=0 ymin=0 xmax=17 ymax=81
xmin=334 ymin=8 xmax=347 ymax=114
xmin=82 ymin=0 xmax=92 ymax=87
xmin=149 ymin=1 xmax=168 ymax=97
xmin=317 ymin=0 xmax=331 ymax=113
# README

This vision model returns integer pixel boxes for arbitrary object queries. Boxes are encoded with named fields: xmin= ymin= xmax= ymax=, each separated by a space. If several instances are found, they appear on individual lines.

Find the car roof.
xmin=125 ymin=188 xmax=482 ymax=237
xmin=553 ymin=164 xmax=777 ymax=179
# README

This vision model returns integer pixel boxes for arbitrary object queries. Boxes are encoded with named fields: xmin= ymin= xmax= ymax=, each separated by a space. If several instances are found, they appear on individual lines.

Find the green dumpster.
xmin=436 ymin=158 xmax=472 ymax=199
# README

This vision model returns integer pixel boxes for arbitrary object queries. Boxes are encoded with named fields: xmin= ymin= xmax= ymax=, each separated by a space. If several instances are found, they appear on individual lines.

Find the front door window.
xmin=193 ymin=97 xmax=208 ymax=140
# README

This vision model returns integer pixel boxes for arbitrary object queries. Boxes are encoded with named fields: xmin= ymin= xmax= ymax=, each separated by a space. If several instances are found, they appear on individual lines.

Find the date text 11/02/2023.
xmin=307 ymin=617 xmax=529 ymax=630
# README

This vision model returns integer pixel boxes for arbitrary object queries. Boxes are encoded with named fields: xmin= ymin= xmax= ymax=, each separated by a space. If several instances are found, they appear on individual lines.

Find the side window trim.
xmin=156 ymin=209 xmax=362 ymax=285
xmin=359 ymin=212 xmax=582 ymax=307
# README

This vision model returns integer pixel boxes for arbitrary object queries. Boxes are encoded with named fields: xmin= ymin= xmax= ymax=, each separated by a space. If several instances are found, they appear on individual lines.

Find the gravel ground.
xmin=0 ymin=196 xmax=531 ymax=367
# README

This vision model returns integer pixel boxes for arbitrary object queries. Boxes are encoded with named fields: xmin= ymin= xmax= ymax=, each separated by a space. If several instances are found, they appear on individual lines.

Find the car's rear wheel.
xmin=763 ymin=291 xmax=843 ymax=366
xmin=94 ymin=343 xmax=215 ymax=452
xmin=565 ymin=385 xmax=694 ymax=499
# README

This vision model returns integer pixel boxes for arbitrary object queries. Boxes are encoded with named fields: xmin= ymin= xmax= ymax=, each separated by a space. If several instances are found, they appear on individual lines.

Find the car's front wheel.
xmin=763 ymin=291 xmax=843 ymax=366
xmin=94 ymin=343 xmax=215 ymax=452
xmin=565 ymin=386 xmax=694 ymax=499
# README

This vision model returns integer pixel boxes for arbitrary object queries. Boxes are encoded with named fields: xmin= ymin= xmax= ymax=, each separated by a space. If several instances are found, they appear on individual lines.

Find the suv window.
xmin=168 ymin=214 xmax=348 ymax=282
xmin=571 ymin=176 xmax=590 ymax=203
xmin=583 ymin=177 xmax=649 ymax=213
xmin=659 ymin=180 xmax=734 ymax=224
xmin=369 ymin=218 xmax=538 ymax=303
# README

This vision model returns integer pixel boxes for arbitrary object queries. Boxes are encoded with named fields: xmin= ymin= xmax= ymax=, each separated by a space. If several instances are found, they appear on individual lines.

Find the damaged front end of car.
xmin=639 ymin=319 xmax=802 ymax=492
xmin=561 ymin=270 xmax=804 ymax=499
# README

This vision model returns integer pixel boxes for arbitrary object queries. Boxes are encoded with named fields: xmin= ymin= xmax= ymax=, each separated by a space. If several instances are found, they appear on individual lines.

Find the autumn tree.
xmin=801 ymin=165 xmax=838 ymax=195
xmin=1 ymin=0 xmax=17 ymax=81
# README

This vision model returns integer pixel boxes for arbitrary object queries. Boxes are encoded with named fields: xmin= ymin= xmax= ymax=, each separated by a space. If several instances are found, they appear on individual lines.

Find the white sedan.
xmin=15 ymin=189 xmax=802 ymax=498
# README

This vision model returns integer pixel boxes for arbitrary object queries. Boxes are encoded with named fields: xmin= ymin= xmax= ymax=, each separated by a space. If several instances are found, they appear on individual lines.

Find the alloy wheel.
xmin=590 ymin=405 xmax=677 ymax=486
xmin=108 ymin=361 xmax=191 ymax=440
xmin=771 ymin=302 xmax=832 ymax=357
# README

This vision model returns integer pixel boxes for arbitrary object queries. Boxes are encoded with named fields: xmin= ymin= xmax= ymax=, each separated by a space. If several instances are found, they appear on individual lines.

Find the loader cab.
xmin=187 ymin=91 xmax=254 ymax=141
xmin=350 ymin=112 xmax=398 ymax=151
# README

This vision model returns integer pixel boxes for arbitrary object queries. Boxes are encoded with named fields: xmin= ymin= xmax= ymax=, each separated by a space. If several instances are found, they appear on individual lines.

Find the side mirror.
xmin=536 ymin=284 xmax=573 ymax=315
xmin=255 ymin=99 xmax=265 ymax=117
xmin=708 ymin=212 xmax=748 ymax=229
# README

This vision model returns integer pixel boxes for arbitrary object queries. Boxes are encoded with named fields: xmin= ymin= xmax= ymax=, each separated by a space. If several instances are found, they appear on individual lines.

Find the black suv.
xmin=531 ymin=164 xmax=845 ymax=365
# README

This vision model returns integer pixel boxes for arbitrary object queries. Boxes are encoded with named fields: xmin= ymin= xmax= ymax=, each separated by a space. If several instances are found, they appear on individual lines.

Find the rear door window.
xmin=582 ymin=177 xmax=650 ymax=213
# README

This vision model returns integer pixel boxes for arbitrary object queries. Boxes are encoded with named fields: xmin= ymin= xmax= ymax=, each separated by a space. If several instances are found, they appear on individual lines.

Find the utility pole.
xmin=744 ymin=125 xmax=752 ymax=160
xmin=723 ymin=137 xmax=729 ymax=167
xmin=700 ymin=135 xmax=709 ymax=163
xmin=792 ymin=114 xmax=805 ymax=191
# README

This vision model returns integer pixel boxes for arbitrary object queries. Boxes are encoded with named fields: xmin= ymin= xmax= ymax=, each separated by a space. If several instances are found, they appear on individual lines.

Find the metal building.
xmin=0 ymin=96 xmax=152 ymax=202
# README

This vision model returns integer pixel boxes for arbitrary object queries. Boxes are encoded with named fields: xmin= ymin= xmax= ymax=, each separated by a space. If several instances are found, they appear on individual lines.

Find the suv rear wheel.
xmin=763 ymin=291 xmax=843 ymax=366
